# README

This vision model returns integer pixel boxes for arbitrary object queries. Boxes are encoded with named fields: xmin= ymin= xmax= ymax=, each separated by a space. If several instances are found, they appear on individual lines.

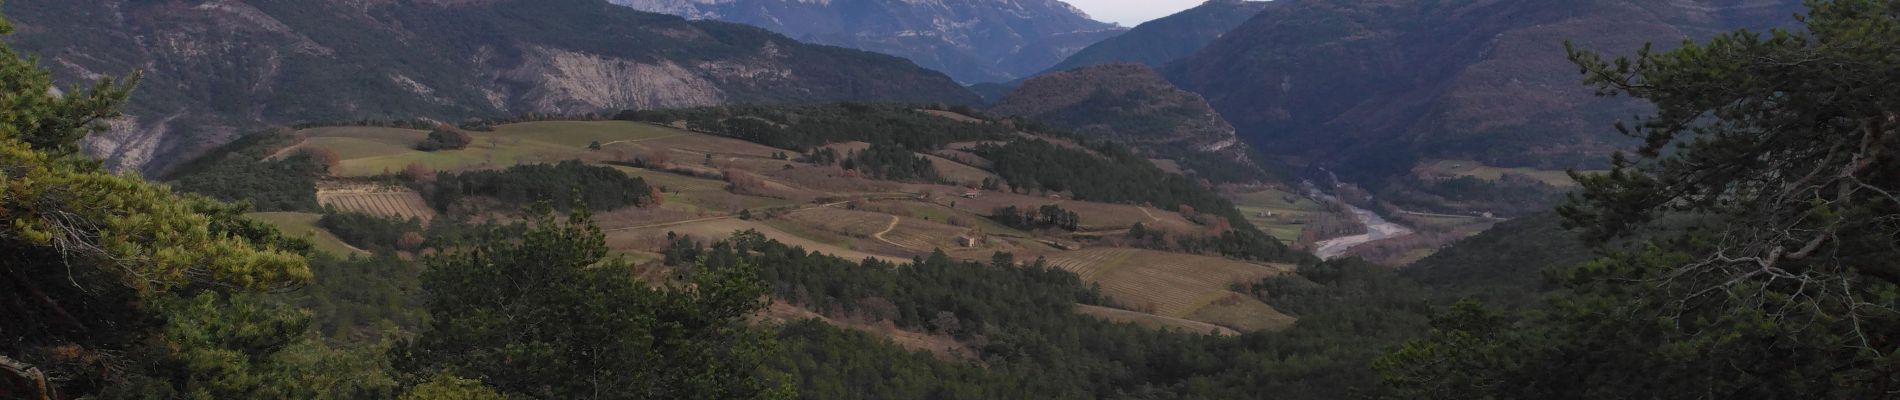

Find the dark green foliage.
xmin=1377 ymin=174 xmax=1568 ymax=217
xmin=1379 ymin=2 xmax=1900 ymax=397
xmin=397 ymin=211 xmax=789 ymax=399
xmin=166 ymin=130 xmax=323 ymax=212
xmin=1125 ymin=222 xmax=1306 ymax=263
xmin=990 ymin=205 xmax=1079 ymax=231
xmin=428 ymin=160 xmax=654 ymax=211
xmin=976 ymin=139 xmax=1220 ymax=214
xmin=318 ymin=211 xmax=425 ymax=252
xmin=289 ymin=253 xmax=426 ymax=342
xmin=413 ymin=127 xmax=472 ymax=151
xmin=972 ymin=138 xmax=1299 ymax=262
xmin=843 ymin=143 xmax=941 ymax=182
xmin=617 ymin=104 xmax=1015 ymax=152
xmin=804 ymin=147 xmax=840 ymax=165
xmin=667 ymin=232 xmax=1445 ymax=399
xmin=1401 ymin=213 xmax=1591 ymax=306
xmin=770 ymin=319 xmax=1041 ymax=400
xmin=0 ymin=14 xmax=400 ymax=397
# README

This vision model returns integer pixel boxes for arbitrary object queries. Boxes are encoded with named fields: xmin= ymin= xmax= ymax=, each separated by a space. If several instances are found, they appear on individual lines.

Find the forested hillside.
xmin=11 ymin=1 xmax=1900 ymax=399
xmin=4 ymin=0 xmax=978 ymax=174
xmin=612 ymin=0 xmax=1126 ymax=82
xmin=990 ymin=63 xmax=1265 ymax=183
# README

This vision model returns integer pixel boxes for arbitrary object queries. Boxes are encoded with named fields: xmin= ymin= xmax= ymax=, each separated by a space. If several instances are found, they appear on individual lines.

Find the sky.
xmin=1063 ymin=0 xmax=1206 ymax=27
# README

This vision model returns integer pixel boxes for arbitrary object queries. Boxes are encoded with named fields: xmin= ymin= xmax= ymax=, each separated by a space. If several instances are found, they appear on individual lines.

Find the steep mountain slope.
xmin=990 ymin=64 xmax=1262 ymax=181
xmin=610 ymin=0 xmax=1127 ymax=83
xmin=1167 ymin=0 xmax=1804 ymax=177
xmin=6 ymin=0 xmax=978 ymax=173
xmin=1046 ymin=0 xmax=1273 ymax=73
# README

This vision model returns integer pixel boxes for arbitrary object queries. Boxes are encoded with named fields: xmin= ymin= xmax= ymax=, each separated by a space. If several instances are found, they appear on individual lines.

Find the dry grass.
xmin=245 ymin=212 xmax=365 ymax=256
xmin=1043 ymin=248 xmax=1295 ymax=332
xmin=1076 ymin=304 xmax=1239 ymax=336
xmin=1149 ymin=159 xmax=1185 ymax=175
xmin=1228 ymin=188 xmax=1331 ymax=242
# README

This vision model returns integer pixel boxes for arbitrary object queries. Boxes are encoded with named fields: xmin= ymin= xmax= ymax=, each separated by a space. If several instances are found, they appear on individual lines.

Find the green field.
xmin=1420 ymin=159 xmax=1593 ymax=187
xmin=487 ymin=121 xmax=687 ymax=148
xmin=1229 ymin=188 xmax=1326 ymax=242
xmin=292 ymin=121 xmax=689 ymax=176
xmin=246 ymin=212 xmax=365 ymax=256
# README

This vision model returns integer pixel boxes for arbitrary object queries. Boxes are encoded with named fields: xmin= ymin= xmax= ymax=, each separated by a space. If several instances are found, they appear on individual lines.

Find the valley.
xmin=13 ymin=0 xmax=1879 ymax=398
xmin=241 ymin=109 xmax=1306 ymax=336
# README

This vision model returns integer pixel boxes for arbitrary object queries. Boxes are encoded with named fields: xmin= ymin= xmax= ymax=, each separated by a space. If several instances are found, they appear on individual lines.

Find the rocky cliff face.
xmin=1166 ymin=0 xmax=1804 ymax=177
xmin=7 ymin=0 xmax=978 ymax=173
xmin=609 ymin=0 xmax=1126 ymax=83
xmin=991 ymin=64 xmax=1256 ymax=174
xmin=1046 ymin=0 xmax=1272 ymax=73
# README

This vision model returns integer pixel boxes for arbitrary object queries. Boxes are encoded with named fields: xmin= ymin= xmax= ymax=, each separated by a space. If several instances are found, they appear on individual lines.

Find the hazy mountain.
xmin=990 ymin=64 xmax=1261 ymax=180
xmin=610 ymin=0 xmax=1127 ymax=83
xmin=1167 ymin=0 xmax=1804 ymax=177
xmin=7 ymin=0 xmax=977 ymax=174
xmin=1046 ymin=0 xmax=1272 ymax=73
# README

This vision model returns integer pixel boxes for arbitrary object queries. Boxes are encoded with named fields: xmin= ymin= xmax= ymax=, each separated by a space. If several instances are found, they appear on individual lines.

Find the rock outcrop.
xmin=7 ymin=0 xmax=978 ymax=173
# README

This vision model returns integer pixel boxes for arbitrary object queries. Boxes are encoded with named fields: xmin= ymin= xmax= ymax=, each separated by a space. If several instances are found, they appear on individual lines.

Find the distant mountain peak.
xmin=609 ymin=0 xmax=1125 ymax=82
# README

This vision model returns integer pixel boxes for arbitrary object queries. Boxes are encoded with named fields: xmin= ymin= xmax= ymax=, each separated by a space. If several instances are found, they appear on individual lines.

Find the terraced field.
xmin=245 ymin=212 xmax=364 ymax=256
xmin=1044 ymin=248 xmax=1295 ymax=332
xmin=317 ymin=188 xmax=434 ymax=223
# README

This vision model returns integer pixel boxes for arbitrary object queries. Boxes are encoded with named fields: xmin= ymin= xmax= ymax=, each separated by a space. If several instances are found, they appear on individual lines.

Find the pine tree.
xmin=1380 ymin=1 xmax=1900 ymax=397
xmin=397 ymin=209 xmax=790 ymax=399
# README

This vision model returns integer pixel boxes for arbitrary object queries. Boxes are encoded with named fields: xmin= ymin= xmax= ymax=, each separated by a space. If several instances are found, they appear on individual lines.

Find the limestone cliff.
xmin=7 ymin=0 xmax=977 ymax=173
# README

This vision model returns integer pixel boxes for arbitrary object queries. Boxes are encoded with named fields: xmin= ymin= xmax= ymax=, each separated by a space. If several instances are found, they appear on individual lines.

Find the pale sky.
xmin=1064 ymin=0 xmax=1207 ymax=27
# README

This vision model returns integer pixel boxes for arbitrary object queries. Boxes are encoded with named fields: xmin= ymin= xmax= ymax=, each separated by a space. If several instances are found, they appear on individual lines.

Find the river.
xmin=1304 ymin=180 xmax=1414 ymax=259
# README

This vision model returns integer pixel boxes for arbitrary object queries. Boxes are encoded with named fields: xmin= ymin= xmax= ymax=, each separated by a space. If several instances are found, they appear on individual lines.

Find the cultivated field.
xmin=1228 ymin=188 xmax=1329 ymax=242
xmin=284 ymin=121 xmax=692 ymax=176
xmin=917 ymin=153 xmax=999 ymax=187
xmin=245 ymin=212 xmax=364 ymax=256
xmin=317 ymin=186 xmax=435 ymax=223
xmin=1043 ymin=248 xmax=1295 ymax=332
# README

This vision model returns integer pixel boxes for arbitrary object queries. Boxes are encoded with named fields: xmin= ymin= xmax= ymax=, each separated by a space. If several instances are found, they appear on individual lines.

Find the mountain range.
xmin=1044 ymin=0 xmax=1270 ymax=73
xmin=609 ymin=0 xmax=1126 ymax=82
xmin=7 ymin=0 xmax=977 ymax=173
xmin=1166 ymin=0 xmax=1806 ymax=177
